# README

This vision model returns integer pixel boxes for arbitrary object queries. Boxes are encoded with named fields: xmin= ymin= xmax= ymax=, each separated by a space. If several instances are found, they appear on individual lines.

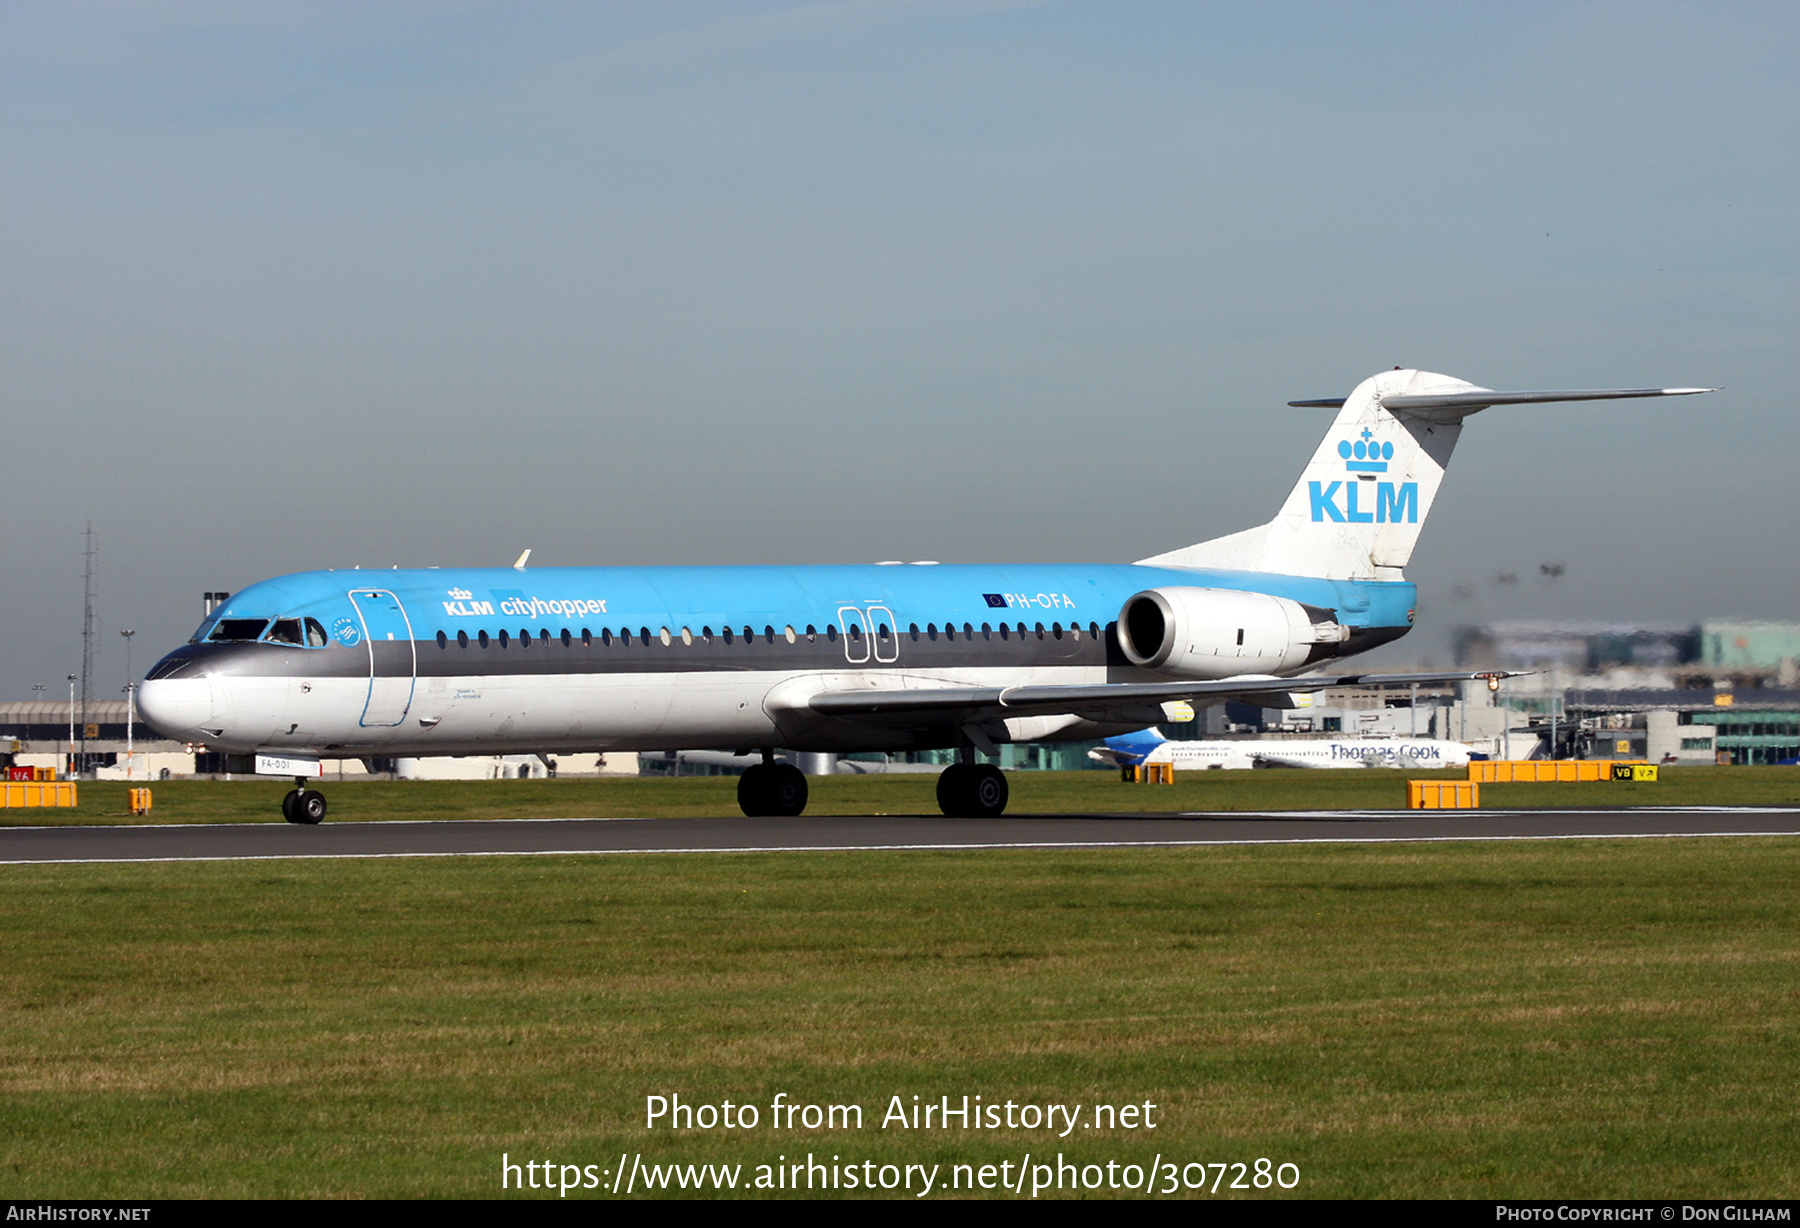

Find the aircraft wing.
xmin=801 ymin=670 xmax=1520 ymax=727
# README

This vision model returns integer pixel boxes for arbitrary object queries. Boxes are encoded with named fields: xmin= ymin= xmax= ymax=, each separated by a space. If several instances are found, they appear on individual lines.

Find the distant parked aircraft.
xmin=1089 ymin=727 xmax=1475 ymax=771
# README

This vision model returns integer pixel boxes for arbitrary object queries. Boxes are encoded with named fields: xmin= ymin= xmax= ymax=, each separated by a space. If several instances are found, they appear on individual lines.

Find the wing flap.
xmin=800 ymin=670 xmax=1519 ymax=726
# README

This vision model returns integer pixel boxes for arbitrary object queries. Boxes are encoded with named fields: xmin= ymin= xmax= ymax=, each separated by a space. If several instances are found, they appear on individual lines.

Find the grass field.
xmin=6 ymin=765 xmax=1799 ymax=827
xmin=2 ymin=835 xmax=1796 ymax=1198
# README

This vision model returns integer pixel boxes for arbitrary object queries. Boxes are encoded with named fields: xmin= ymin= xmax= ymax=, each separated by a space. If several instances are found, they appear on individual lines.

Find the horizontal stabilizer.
xmin=1289 ymin=387 xmax=1715 ymax=412
xmin=1378 ymin=386 xmax=1717 ymax=414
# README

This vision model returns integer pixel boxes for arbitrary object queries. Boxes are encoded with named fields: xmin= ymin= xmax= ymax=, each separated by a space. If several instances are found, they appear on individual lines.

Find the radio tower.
xmin=80 ymin=524 xmax=97 ymax=776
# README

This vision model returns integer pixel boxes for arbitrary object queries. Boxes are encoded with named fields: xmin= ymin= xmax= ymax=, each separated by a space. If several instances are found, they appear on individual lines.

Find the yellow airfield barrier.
xmin=1407 ymin=780 xmax=1479 ymax=809
xmin=1468 ymin=760 xmax=1648 ymax=783
xmin=0 ymin=781 xmax=78 ymax=808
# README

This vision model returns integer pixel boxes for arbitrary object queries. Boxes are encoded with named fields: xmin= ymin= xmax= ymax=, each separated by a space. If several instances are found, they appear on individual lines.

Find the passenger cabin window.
xmin=436 ymin=631 xmax=448 ymax=649
xmin=208 ymin=619 xmax=270 ymax=643
xmin=458 ymin=630 xmax=469 ymax=647
xmin=499 ymin=630 xmax=510 ymax=647
xmin=479 ymin=630 xmax=490 ymax=647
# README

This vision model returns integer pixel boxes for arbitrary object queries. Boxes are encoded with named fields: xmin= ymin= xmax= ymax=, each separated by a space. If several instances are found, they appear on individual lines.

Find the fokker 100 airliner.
xmin=137 ymin=369 xmax=1711 ymax=823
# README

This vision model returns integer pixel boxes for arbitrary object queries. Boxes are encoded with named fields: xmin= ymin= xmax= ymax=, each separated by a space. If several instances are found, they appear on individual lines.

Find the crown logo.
xmin=447 ymin=587 xmax=473 ymax=600
xmin=1337 ymin=427 xmax=1392 ymax=473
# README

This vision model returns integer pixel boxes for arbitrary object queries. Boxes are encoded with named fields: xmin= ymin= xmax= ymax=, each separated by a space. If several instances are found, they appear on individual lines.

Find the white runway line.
xmin=4 ymin=827 xmax=1798 ymax=866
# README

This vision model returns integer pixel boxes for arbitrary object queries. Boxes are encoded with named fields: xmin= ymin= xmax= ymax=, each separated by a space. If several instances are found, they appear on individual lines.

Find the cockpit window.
xmin=264 ymin=619 xmax=304 ymax=645
xmin=305 ymin=618 xmax=328 ymax=647
xmin=208 ymin=619 xmax=271 ymax=643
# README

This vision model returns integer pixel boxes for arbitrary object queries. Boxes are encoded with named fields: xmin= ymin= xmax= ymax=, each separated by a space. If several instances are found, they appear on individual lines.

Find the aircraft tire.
xmin=293 ymin=789 xmax=327 ymax=825
xmin=936 ymin=764 xmax=973 ymax=816
xmin=766 ymin=763 xmax=808 ymax=817
xmin=281 ymin=789 xmax=300 ymax=823
xmin=938 ymin=763 xmax=1008 ymax=817
xmin=737 ymin=764 xmax=770 ymax=817
xmin=968 ymin=764 xmax=1009 ymax=817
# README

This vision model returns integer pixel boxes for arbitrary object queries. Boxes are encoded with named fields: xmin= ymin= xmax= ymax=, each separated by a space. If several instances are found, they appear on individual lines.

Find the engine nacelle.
xmin=1116 ymin=587 xmax=1347 ymax=679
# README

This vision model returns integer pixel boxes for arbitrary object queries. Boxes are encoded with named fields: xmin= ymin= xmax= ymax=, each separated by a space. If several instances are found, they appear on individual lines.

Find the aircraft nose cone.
xmin=137 ymin=677 xmax=216 ymax=740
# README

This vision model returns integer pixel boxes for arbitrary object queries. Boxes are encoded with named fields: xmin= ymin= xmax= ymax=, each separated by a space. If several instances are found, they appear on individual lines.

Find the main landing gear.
xmin=733 ymin=749 xmax=1010 ymax=819
xmin=738 ymin=753 xmax=809 ymax=817
xmin=281 ymin=776 xmax=328 ymax=825
xmin=936 ymin=760 xmax=1009 ymax=818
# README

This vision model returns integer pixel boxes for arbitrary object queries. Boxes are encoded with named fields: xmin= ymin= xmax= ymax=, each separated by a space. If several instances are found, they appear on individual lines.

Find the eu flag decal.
xmin=983 ymin=593 xmax=1009 ymax=608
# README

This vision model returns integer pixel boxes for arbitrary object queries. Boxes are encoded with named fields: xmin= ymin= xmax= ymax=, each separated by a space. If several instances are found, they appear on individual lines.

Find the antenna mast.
xmin=80 ymin=524 xmax=97 ymax=776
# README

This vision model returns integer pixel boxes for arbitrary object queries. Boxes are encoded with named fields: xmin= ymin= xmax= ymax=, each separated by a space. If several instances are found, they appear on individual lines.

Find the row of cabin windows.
xmin=433 ymin=621 xmax=1109 ymax=649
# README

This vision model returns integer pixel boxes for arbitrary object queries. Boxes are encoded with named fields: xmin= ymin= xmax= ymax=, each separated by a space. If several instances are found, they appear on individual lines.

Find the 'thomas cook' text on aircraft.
xmin=136 ymin=369 xmax=1711 ymax=823
xmin=1088 ymin=727 xmax=1475 ymax=772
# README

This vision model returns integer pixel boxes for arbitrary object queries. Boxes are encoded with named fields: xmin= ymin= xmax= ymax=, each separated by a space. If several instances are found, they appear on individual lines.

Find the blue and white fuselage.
xmin=138 ymin=562 xmax=1412 ymax=758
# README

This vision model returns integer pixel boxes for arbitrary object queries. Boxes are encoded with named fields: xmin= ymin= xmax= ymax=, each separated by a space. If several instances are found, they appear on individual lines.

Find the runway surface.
xmin=2 ymin=807 xmax=1798 ymax=864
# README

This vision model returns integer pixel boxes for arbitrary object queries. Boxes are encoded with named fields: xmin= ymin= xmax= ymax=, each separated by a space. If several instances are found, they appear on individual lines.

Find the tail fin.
xmin=1139 ymin=369 xmax=1713 ymax=580
xmin=1088 ymin=727 xmax=1166 ymax=767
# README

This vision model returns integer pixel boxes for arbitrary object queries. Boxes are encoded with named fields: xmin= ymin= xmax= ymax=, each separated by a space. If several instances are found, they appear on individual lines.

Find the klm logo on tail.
xmin=1309 ymin=429 xmax=1416 ymax=523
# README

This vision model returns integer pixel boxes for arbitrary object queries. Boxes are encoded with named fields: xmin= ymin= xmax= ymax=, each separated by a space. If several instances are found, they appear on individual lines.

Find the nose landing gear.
xmin=281 ymin=776 xmax=328 ymax=825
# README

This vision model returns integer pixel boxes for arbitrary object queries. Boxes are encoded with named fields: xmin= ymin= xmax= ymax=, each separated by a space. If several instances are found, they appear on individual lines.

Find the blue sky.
xmin=2 ymin=1 xmax=1795 ymax=694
